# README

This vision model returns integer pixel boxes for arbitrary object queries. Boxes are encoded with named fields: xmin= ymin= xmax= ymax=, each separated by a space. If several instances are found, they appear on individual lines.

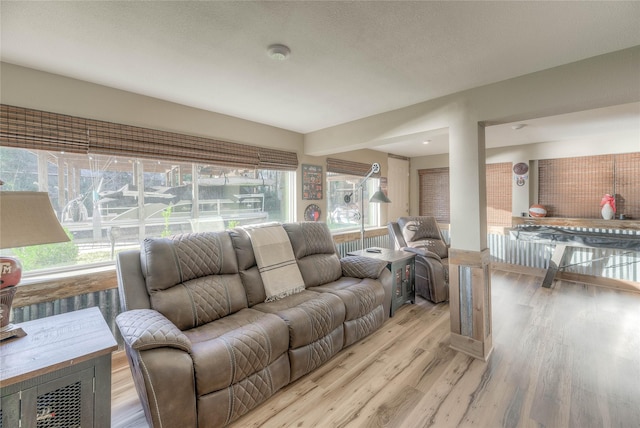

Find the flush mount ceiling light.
xmin=422 ymin=140 xmax=431 ymax=145
xmin=267 ymin=44 xmax=291 ymax=61
xmin=511 ymin=123 xmax=526 ymax=130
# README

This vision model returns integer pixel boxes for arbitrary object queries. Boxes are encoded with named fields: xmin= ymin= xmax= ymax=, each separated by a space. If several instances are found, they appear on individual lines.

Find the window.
xmin=325 ymin=158 xmax=383 ymax=232
xmin=0 ymin=146 xmax=294 ymax=274
xmin=326 ymin=172 xmax=380 ymax=232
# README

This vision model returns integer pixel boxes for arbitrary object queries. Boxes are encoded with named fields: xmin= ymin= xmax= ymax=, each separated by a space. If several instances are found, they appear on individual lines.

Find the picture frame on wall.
xmin=302 ymin=164 xmax=323 ymax=200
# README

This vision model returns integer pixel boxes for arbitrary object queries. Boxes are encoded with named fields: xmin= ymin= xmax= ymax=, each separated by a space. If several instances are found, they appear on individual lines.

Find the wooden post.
xmin=449 ymin=248 xmax=493 ymax=361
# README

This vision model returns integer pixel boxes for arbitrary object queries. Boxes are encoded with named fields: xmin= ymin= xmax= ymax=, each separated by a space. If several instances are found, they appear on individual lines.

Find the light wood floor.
xmin=111 ymin=271 xmax=640 ymax=427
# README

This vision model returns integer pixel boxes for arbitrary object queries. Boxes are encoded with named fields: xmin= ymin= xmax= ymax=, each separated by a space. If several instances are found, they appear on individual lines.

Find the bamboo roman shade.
xmin=0 ymin=105 xmax=90 ymax=154
xmin=326 ymin=158 xmax=381 ymax=177
xmin=258 ymin=147 xmax=300 ymax=170
xmin=539 ymin=153 xmax=640 ymax=218
xmin=87 ymin=120 xmax=261 ymax=168
xmin=418 ymin=167 xmax=450 ymax=222
xmin=539 ymin=155 xmax=613 ymax=218
xmin=485 ymin=162 xmax=512 ymax=227
xmin=0 ymin=104 xmax=298 ymax=170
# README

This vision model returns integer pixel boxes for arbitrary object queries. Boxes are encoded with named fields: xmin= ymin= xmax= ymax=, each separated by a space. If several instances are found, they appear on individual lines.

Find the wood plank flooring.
xmin=111 ymin=271 xmax=640 ymax=427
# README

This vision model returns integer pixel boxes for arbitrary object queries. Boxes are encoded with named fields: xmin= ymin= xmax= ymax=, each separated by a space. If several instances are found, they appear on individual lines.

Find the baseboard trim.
xmin=450 ymin=332 xmax=493 ymax=361
xmin=491 ymin=262 xmax=640 ymax=294
xmin=491 ymin=262 xmax=545 ymax=277
xmin=555 ymin=271 xmax=640 ymax=294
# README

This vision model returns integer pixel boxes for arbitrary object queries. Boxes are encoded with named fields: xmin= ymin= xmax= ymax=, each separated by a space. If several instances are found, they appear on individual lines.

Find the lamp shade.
xmin=0 ymin=192 xmax=70 ymax=249
xmin=369 ymin=187 xmax=391 ymax=204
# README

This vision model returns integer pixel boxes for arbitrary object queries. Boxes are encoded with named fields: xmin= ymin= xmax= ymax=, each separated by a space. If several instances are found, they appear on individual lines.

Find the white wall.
xmin=0 ymin=63 xmax=304 ymax=152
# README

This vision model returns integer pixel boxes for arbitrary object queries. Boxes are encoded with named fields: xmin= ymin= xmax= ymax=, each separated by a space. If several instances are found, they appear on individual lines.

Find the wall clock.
xmin=513 ymin=162 xmax=528 ymax=186
xmin=304 ymin=204 xmax=321 ymax=222
xmin=513 ymin=162 xmax=529 ymax=175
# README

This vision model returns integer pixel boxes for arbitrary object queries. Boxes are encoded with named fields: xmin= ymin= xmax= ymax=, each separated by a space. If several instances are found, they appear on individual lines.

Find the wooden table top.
xmin=0 ymin=306 xmax=118 ymax=386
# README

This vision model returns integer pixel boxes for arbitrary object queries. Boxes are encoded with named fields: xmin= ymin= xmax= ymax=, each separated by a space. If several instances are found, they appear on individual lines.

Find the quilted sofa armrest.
xmin=117 ymin=309 xmax=192 ymax=353
xmin=340 ymin=256 xmax=387 ymax=279
xmin=402 ymin=246 xmax=441 ymax=262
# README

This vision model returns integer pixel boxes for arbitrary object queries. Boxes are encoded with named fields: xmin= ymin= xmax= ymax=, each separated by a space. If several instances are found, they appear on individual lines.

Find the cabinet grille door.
xmin=37 ymin=381 xmax=82 ymax=427
xmin=35 ymin=368 xmax=94 ymax=428
xmin=1 ymin=388 xmax=22 ymax=428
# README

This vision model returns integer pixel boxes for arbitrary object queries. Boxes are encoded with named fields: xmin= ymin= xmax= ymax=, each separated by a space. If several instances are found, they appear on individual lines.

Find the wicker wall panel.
xmin=486 ymin=162 xmax=512 ymax=227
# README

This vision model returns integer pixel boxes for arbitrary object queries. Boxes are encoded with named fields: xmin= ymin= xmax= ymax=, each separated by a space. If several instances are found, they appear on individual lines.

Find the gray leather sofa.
xmin=115 ymin=222 xmax=392 ymax=427
xmin=388 ymin=216 xmax=450 ymax=303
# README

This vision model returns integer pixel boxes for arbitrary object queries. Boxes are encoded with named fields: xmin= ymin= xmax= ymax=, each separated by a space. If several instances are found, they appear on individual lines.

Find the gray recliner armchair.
xmin=388 ymin=216 xmax=449 ymax=303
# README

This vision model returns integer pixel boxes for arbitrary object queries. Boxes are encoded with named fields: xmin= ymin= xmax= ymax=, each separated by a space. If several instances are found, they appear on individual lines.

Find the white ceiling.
xmin=1 ymin=1 xmax=639 ymax=157
xmin=372 ymin=101 xmax=640 ymax=157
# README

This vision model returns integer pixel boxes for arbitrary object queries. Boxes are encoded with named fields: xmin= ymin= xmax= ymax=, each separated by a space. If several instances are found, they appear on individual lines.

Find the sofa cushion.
xmin=397 ymin=216 xmax=442 ymax=243
xmin=185 ymin=308 xmax=289 ymax=396
xmin=197 ymin=353 xmax=290 ymax=427
xmin=284 ymin=222 xmax=338 ymax=258
xmin=238 ymin=266 xmax=268 ymax=307
xmin=141 ymin=232 xmax=248 ymax=330
xmin=297 ymin=253 xmax=343 ymax=287
xmin=288 ymin=326 xmax=344 ymax=382
xmin=117 ymin=309 xmax=191 ymax=352
xmin=283 ymin=222 xmax=342 ymax=287
xmin=407 ymin=239 xmax=449 ymax=259
xmin=343 ymin=305 xmax=385 ymax=347
xmin=340 ymin=256 xmax=387 ymax=279
xmin=151 ymin=274 xmax=248 ymax=331
xmin=230 ymin=228 xmax=269 ymax=307
xmin=252 ymin=290 xmax=345 ymax=349
xmin=310 ymin=277 xmax=385 ymax=321
xmin=141 ymin=232 xmax=239 ymax=290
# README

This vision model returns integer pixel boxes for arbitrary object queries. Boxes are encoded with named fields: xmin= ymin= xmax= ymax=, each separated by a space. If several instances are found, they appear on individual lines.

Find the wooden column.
xmin=449 ymin=248 xmax=492 ymax=361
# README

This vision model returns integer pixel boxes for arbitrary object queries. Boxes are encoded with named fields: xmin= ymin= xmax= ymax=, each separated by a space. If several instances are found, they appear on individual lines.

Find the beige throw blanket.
xmin=246 ymin=224 xmax=305 ymax=302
